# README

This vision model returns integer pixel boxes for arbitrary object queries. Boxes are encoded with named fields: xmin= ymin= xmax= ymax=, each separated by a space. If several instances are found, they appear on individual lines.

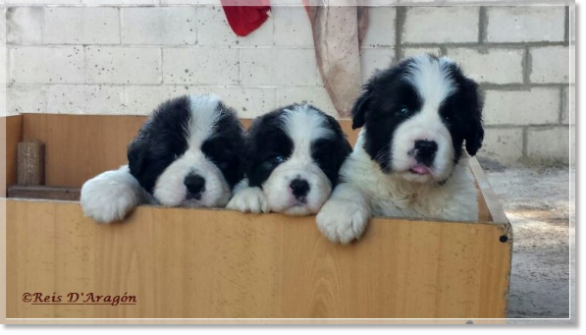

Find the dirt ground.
xmin=481 ymin=161 xmax=574 ymax=321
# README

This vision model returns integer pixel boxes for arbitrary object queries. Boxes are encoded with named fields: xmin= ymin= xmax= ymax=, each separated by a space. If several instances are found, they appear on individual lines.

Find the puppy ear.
xmin=127 ymin=135 xmax=148 ymax=178
xmin=351 ymin=88 xmax=372 ymax=130
xmin=463 ymin=79 xmax=485 ymax=156
xmin=324 ymin=113 xmax=353 ymax=157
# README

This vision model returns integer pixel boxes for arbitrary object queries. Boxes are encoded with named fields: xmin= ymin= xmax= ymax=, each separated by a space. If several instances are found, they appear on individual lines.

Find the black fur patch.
xmin=201 ymin=102 xmax=245 ymax=188
xmin=312 ymin=113 xmax=353 ymax=185
xmin=127 ymin=95 xmax=244 ymax=194
xmin=244 ymin=108 xmax=294 ymax=188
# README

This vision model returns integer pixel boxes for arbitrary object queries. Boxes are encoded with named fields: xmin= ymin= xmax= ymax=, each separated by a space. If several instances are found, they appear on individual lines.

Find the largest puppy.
xmin=81 ymin=94 xmax=244 ymax=223
xmin=317 ymin=54 xmax=484 ymax=244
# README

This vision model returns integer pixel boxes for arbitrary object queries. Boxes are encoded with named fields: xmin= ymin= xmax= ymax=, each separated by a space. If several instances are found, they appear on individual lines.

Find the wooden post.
xmin=17 ymin=140 xmax=45 ymax=186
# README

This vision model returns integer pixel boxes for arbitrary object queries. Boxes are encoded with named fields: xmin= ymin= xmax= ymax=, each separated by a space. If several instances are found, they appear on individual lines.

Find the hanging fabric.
xmin=303 ymin=0 xmax=368 ymax=117
xmin=220 ymin=0 xmax=272 ymax=37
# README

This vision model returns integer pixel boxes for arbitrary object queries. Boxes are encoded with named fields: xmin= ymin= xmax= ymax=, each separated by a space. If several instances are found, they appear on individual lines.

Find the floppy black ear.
xmin=351 ymin=89 xmax=373 ymax=130
xmin=463 ymin=79 xmax=485 ymax=156
xmin=323 ymin=114 xmax=353 ymax=158
xmin=127 ymin=134 xmax=149 ymax=178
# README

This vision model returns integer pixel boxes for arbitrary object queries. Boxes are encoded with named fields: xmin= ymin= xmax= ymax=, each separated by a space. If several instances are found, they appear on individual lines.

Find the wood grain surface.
xmin=5 ymin=199 xmax=510 ymax=319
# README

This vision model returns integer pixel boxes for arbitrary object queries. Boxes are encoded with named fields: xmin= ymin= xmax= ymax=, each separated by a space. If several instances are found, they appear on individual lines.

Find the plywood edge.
xmin=469 ymin=157 xmax=509 ymax=225
xmin=468 ymin=156 xmax=513 ymax=313
xmin=2 ymin=114 xmax=24 ymax=196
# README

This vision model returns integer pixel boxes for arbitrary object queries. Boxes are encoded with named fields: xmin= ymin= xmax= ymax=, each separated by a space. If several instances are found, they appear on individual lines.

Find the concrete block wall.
xmin=1 ymin=1 xmax=573 ymax=165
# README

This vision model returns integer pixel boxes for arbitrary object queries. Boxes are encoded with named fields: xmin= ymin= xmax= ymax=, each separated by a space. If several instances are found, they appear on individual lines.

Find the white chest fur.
xmin=339 ymin=140 xmax=479 ymax=222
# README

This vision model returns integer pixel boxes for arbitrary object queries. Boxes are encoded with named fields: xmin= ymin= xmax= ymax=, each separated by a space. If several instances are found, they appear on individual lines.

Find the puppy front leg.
xmin=226 ymin=179 xmax=269 ymax=214
xmin=316 ymin=183 xmax=371 ymax=244
xmin=80 ymin=165 xmax=147 ymax=224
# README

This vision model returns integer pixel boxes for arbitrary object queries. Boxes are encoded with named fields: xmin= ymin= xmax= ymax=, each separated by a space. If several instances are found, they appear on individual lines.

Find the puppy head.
xmin=128 ymin=95 xmax=244 ymax=207
xmin=245 ymin=104 xmax=352 ymax=216
xmin=352 ymin=54 xmax=484 ymax=184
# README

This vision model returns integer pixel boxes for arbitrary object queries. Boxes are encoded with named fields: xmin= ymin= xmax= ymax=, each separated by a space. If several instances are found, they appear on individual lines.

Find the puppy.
xmin=317 ymin=54 xmax=484 ymax=244
xmin=81 ymin=94 xmax=244 ymax=223
xmin=227 ymin=103 xmax=352 ymax=216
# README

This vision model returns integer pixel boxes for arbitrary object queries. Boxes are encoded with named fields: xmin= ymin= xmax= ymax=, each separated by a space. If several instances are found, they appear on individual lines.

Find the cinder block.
xmin=360 ymin=48 xmax=394 ymax=83
xmin=44 ymin=7 xmax=120 ymax=45
xmin=6 ymin=7 xmax=43 ymax=45
xmin=163 ymin=48 xmax=239 ymax=85
xmin=447 ymin=48 xmax=524 ymax=84
xmin=486 ymin=7 xmax=565 ymax=43
xmin=530 ymin=46 xmax=569 ymax=84
xmin=561 ymin=86 xmax=574 ymax=125
xmin=124 ymin=86 xmax=180 ymax=114
xmin=86 ymin=47 xmax=162 ymax=84
xmin=362 ymin=7 xmax=396 ymax=47
xmin=240 ymin=48 xmax=318 ymax=86
xmin=272 ymin=6 xmax=313 ymax=47
xmin=363 ymin=0 xmax=399 ymax=5
xmin=10 ymin=47 xmax=85 ymax=84
xmin=196 ymin=6 xmax=273 ymax=46
xmin=5 ymin=1 xmax=81 ymax=4
xmin=403 ymin=7 xmax=479 ymax=44
xmin=0 ymin=10 xmax=5 ymax=45
xmin=161 ymin=0 xmax=220 ymax=4
xmin=121 ymin=7 xmax=197 ymax=45
xmin=402 ymin=47 xmax=442 ymax=59
xmin=276 ymin=86 xmax=337 ymax=116
xmin=477 ymin=127 xmax=523 ymax=164
xmin=47 ymin=85 xmax=125 ymax=114
xmin=484 ymin=88 xmax=560 ymax=126
xmin=83 ymin=0 xmax=159 ymax=4
xmin=527 ymin=127 xmax=570 ymax=161
xmin=8 ymin=0 xmax=157 ymax=2
xmin=124 ymin=86 xmax=275 ymax=117
xmin=211 ymin=87 xmax=276 ymax=118
xmin=6 ymin=85 xmax=47 ymax=114
xmin=570 ymin=7 xmax=576 ymax=44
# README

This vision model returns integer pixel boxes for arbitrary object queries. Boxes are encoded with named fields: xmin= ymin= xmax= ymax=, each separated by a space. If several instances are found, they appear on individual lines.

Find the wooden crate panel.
xmin=6 ymin=200 xmax=510 ymax=319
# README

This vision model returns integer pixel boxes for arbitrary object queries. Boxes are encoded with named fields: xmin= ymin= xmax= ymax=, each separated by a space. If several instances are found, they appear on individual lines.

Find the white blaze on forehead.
xmin=186 ymin=94 xmax=221 ymax=146
xmin=390 ymin=55 xmax=458 ymax=181
xmin=259 ymin=104 xmax=334 ymax=215
xmin=280 ymin=104 xmax=334 ymax=155
xmin=153 ymin=94 xmax=231 ymax=207
xmin=404 ymin=55 xmax=456 ymax=111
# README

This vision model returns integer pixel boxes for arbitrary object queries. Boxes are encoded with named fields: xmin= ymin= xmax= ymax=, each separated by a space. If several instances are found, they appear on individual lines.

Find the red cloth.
xmin=220 ymin=0 xmax=271 ymax=37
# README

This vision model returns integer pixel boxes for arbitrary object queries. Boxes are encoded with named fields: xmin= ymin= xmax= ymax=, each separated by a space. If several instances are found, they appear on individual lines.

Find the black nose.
xmin=414 ymin=140 xmax=437 ymax=164
xmin=184 ymin=173 xmax=206 ymax=199
xmin=290 ymin=179 xmax=310 ymax=198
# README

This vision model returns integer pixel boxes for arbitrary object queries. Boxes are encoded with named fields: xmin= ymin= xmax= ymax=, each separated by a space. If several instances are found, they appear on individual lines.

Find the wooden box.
xmin=1 ymin=114 xmax=512 ymax=324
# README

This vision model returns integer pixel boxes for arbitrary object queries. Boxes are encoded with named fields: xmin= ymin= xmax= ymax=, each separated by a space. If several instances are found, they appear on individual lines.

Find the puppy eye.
xmin=398 ymin=106 xmax=410 ymax=116
xmin=271 ymin=155 xmax=286 ymax=164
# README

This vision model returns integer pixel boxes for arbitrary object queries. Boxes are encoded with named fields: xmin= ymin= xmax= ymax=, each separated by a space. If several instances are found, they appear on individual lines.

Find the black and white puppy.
xmin=317 ymin=54 xmax=484 ymax=243
xmin=81 ymin=94 xmax=244 ymax=223
xmin=227 ymin=103 xmax=352 ymax=216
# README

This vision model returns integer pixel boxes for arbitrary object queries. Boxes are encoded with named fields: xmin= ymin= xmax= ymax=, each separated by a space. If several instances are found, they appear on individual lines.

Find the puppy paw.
xmin=80 ymin=168 xmax=142 ymax=224
xmin=226 ymin=187 xmax=268 ymax=214
xmin=316 ymin=198 xmax=370 ymax=244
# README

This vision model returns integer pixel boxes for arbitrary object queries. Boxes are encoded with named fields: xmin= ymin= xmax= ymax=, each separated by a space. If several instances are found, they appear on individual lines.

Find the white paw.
xmin=316 ymin=198 xmax=370 ymax=244
xmin=80 ymin=168 xmax=142 ymax=224
xmin=226 ymin=187 xmax=268 ymax=214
